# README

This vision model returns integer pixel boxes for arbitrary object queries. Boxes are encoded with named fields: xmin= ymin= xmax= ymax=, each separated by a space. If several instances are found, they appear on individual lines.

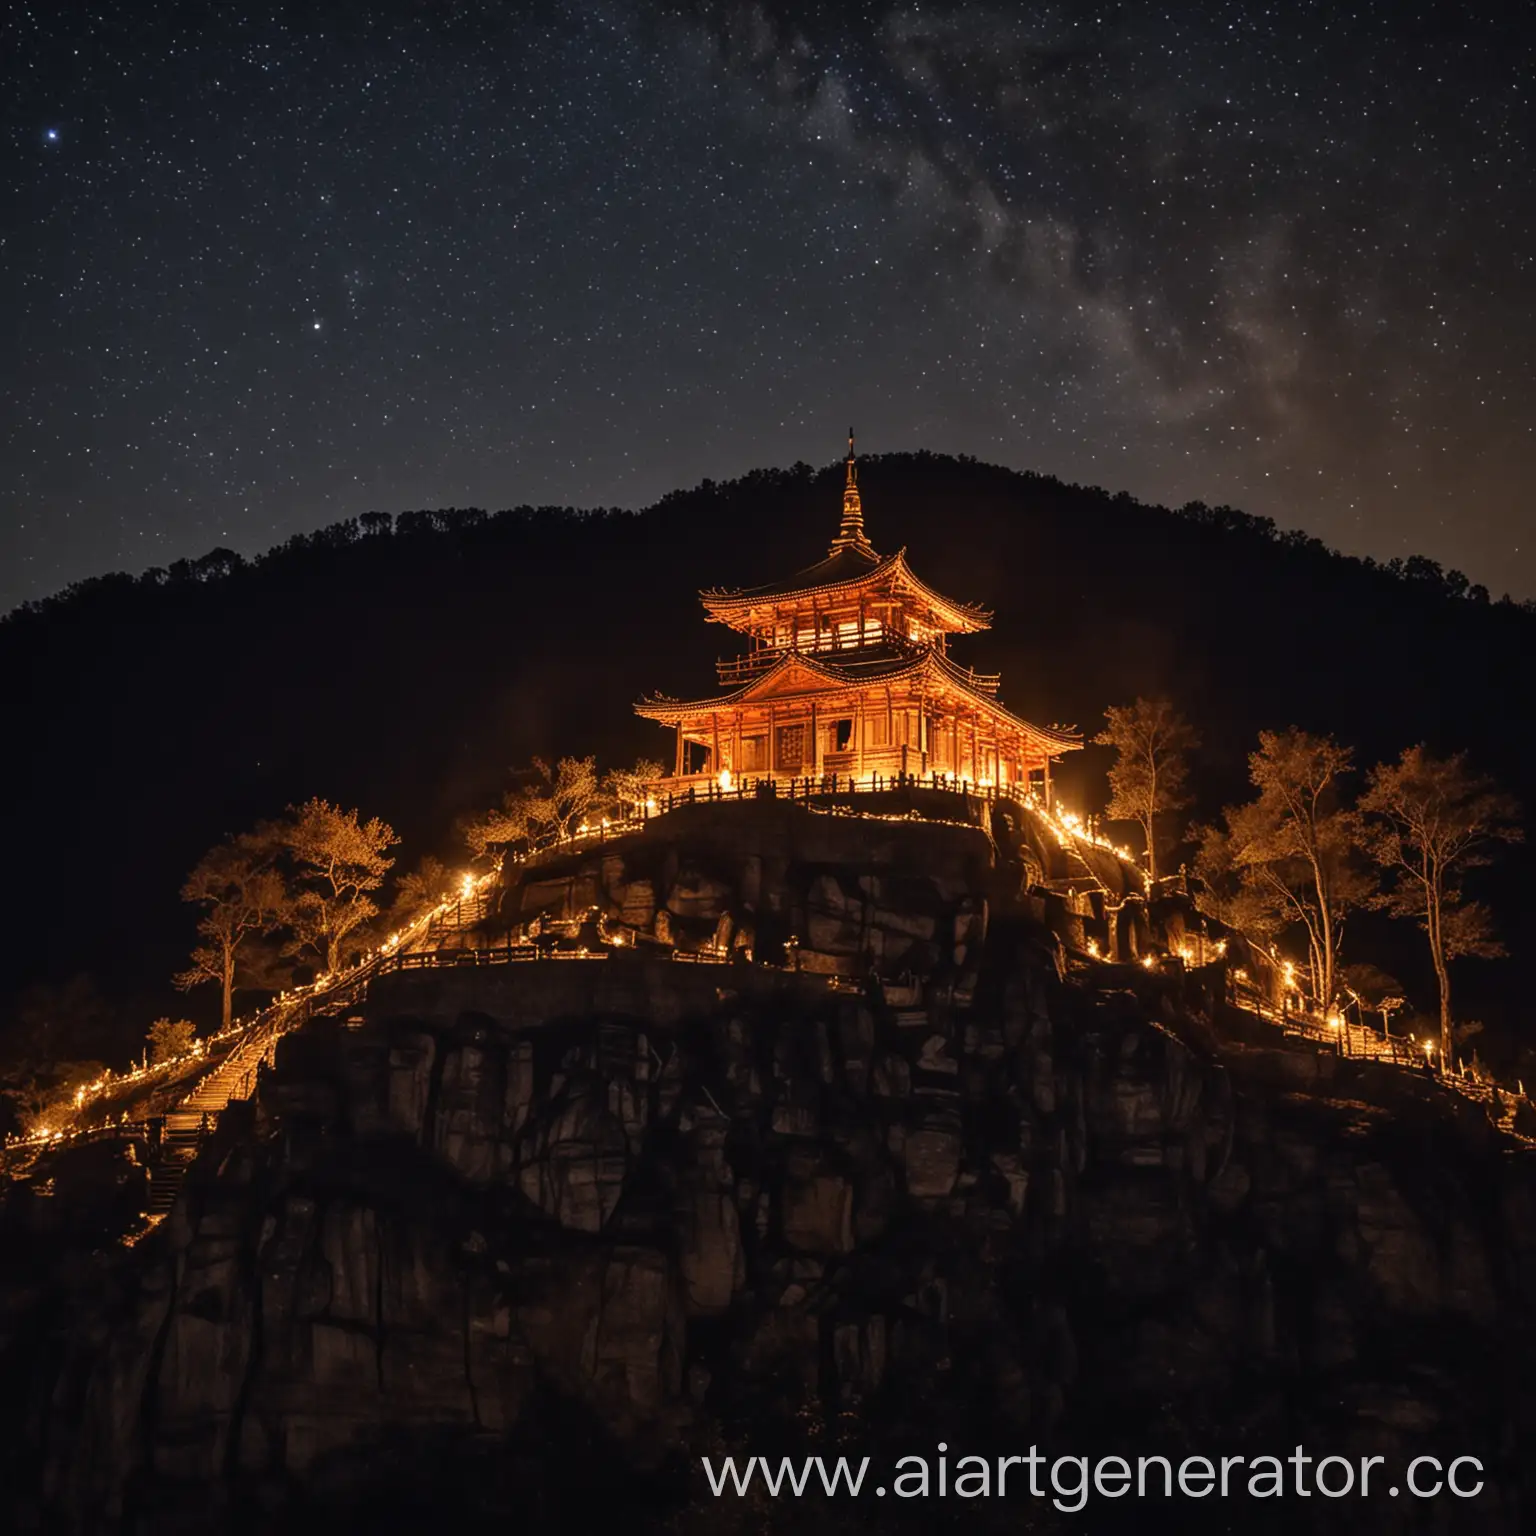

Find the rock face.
xmin=504 ymin=795 xmax=1035 ymax=975
xmin=6 ymin=816 xmax=1536 ymax=1533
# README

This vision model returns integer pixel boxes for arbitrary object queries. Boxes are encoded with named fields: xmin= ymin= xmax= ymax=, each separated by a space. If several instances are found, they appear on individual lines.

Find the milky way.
xmin=3 ymin=1 xmax=1531 ymax=610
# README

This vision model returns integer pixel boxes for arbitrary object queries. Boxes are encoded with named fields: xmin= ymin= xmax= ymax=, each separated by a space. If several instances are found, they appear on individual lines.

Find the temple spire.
xmin=830 ymin=428 xmax=876 ymax=557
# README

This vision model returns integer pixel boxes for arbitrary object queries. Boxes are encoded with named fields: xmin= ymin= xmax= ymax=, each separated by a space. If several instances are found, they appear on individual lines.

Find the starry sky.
xmin=3 ymin=1 xmax=1532 ymax=612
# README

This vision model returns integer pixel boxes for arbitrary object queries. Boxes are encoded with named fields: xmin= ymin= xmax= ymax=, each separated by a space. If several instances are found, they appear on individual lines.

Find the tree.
xmin=172 ymin=831 xmax=286 ymax=1031
xmin=1093 ymin=698 xmax=1199 ymax=880
xmin=601 ymin=758 xmax=666 ymax=822
xmin=146 ymin=1017 xmax=196 ymax=1064
xmin=276 ymin=798 xmax=399 ymax=974
xmin=1360 ymin=745 xmax=1523 ymax=1060
xmin=1220 ymin=729 xmax=1374 ymax=1011
xmin=463 ymin=756 xmax=603 ymax=859
xmin=389 ymin=855 xmax=460 ymax=926
xmin=0 ymin=977 xmax=115 ymax=1137
xmin=1340 ymin=962 xmax=1408 ymax=1035
xmin=1191 ymin=820 xmax=1283 ymax=940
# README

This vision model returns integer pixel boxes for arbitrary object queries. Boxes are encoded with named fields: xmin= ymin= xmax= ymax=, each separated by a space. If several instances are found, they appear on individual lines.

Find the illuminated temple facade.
xmin=637 ymin=436 xmax=1081 ymax=796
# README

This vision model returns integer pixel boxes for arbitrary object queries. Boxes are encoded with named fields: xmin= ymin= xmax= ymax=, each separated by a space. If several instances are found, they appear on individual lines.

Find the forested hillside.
xmin=4 ymin=453 xmax=1531 ymax=1063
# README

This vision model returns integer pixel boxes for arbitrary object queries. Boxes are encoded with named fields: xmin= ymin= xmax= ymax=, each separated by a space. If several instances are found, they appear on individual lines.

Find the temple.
xmin=637 ymin=433 xmax=1081 ymax=797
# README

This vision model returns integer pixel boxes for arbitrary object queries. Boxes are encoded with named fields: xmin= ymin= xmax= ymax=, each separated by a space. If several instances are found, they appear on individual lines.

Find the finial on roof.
xmin=829 ymin=427 xmax=876 ymax=557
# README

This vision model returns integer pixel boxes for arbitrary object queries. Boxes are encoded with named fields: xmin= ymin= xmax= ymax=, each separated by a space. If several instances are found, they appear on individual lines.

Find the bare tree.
xmin=1360 ymin=745 xmax=1523 ymax=1060
xmin=173 ymin=831 xmax=286 ymax=1030
xmin=276 ymin=798 xmax=399 ymax=974
xmin=1093 ymin=698 xmax=1200 ymax=881
xmin=1221 ymin=728 xmax=1375 ymax=1011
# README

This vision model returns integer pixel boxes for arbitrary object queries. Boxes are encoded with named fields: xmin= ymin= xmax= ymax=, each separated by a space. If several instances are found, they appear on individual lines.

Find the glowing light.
xmin=459 ymin=872 xmax=475 ymax=898
xmin=1086 ymin=939 xmax=1100 ymax=958
xmin=717 ymin=768 xmax=734 ymax=790
xmin=1140 ymin=954 xmax=1157 ymax=970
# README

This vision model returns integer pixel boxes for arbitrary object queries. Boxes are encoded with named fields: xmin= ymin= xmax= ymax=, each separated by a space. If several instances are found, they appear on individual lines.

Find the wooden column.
xmin=733 ymin=714 xmax=742 ymax=779
xmin=712 ymin=713 xmax=721 ymax=777
xmin=769 ymin=702 xmax=777 ymax=771
xmin=810 ymin=700 xmax=819 ymax=776
xmin=855 ymin=695 xmax=865 ymax=780
xmin=674 ymin=721 xmax=684 ymax=777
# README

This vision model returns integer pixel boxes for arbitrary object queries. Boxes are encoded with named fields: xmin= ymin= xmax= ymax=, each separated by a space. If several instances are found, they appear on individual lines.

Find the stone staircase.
xmin=145 ymin=1012 xmax=292 ymax=1216
xmin=427 ymin=890 xmax=488 ymax=939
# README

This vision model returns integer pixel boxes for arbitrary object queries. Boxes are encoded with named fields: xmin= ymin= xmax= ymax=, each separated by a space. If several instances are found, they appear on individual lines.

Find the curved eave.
xmin=700 ymin=548 xmax=991 ymax=633
xmin=636 ymin=648 xmax=1081 ymax=757
xmin=634 ymin=649 xmax=852 ymax=722
xmin=928 ymin=651 xmax=1082 ymax=754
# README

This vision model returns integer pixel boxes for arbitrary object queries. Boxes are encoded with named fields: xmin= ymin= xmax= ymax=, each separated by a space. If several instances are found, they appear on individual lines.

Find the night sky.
xmin=4 ymin=1 xmax=1532 ymax=613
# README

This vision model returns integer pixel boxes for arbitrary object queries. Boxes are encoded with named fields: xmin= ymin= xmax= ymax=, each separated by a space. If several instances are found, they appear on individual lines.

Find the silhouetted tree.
xmin=0 ymin=978 xmax=116 ymax=1134
xmin=173 ymin=831 xmax=286 ymax=1031
xmin=1361 ymin=745 xmax=1523 ymax=1059
xmin=1217 ymin=729 xmax=1375 ymax=1010
xmin=275 ymin=798 xmax=399 ymax=974
xmin=1093 ymin=698 xmax=1200 ymax=880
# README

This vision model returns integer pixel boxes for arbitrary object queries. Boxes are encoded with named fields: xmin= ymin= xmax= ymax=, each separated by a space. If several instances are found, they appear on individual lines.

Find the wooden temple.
xmin=636 ymin=434 xmax=1081 ymax=797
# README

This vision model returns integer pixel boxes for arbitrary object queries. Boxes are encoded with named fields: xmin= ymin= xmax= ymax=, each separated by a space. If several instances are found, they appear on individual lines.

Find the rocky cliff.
xmin=4 ymin=804 xmax=1533 ymax=1534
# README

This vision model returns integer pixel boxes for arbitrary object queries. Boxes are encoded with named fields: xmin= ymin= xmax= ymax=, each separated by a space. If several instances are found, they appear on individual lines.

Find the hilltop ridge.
xmin=3 ymin=453 xmax=1532 ymax=1049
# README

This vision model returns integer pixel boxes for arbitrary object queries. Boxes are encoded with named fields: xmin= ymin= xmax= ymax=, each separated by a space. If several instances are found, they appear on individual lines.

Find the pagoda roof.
xmin=635 ymin=645 xmax=1080 ymax=755
xmin=700 ymin=546 xmax=992 ymax=634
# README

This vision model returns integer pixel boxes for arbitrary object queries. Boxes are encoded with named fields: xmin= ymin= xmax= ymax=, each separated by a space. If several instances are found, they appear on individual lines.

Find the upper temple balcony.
xmin=714 ymin=633 xmax=1000 ymax=694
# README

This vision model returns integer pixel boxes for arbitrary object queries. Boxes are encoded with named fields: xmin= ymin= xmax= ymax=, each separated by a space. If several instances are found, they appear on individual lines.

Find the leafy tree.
xmin=1217 ymin=728 xmax=1374 ymax=1011
xmin=602 ymin=758 xmax=666 ymax=821
xmin=172 ymin=830 xmax=286 ymax=1030
xmin=276 ymin=798 xmax=399 ymax=974
xmin=1191 ymin=820 xmax=1283 ymax=940
xmin=1093 ymin=698 xmax=1199 ymax=880
xmin=389 ymin=854 xmax=461 ymax=926
xmin=463 ymin=756 xmax=603 ymax=859
xmin=1360 ymin=745 xmax=1523 ymax=1059
xmin=146 ymin=1017 xmax=196 ymax=1064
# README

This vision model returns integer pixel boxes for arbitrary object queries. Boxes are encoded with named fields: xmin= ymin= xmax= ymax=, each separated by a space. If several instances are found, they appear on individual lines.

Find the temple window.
xmin=740 ymin=735 xmax=768 ymax=771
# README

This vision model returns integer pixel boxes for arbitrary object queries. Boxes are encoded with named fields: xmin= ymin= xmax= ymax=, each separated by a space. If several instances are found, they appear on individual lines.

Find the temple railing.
xmin=648 ymin=769 xmax=1032 ymax=815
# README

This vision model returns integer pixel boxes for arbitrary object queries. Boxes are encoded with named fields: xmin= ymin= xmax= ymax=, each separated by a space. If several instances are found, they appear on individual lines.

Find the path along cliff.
xmin=4 ymin=792 xmax=1535 ymax=1534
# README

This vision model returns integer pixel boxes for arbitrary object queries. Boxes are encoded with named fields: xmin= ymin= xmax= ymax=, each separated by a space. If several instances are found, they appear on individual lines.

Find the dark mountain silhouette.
xmin=4 ymin=452 xmax=1531 ymax=1059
